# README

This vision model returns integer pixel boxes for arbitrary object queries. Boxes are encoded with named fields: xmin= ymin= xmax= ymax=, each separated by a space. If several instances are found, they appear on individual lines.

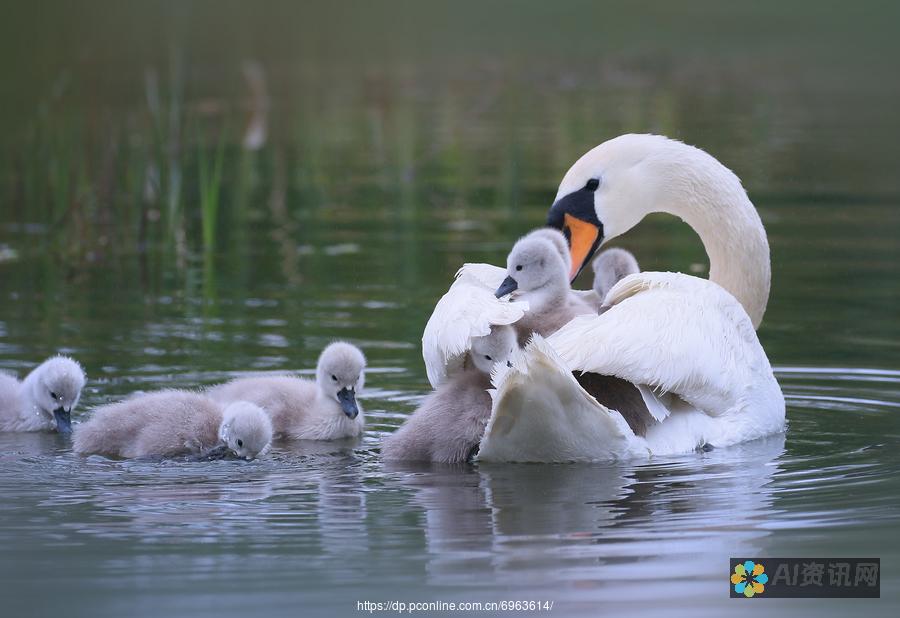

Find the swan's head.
xmin=31 ymin=356 xmax=86 ymax=434
xmin=469 ymin=325 xmax=518 ymax=374
xmin=592 ymin=247 xmax=640 ymax=301
xmin=495 ymin=229 xmax=570 ymax=299
xmin=547 ymin=134 xmax=677 ymax=281
xmin=217 ymin=401 xmax=273 ymax=460
xmin=316 ymin=342 xmax=366 ymax=420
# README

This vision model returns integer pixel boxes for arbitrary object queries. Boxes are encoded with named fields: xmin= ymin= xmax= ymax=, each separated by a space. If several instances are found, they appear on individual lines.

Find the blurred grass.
xmin=0 ymin=0 xmax=899 ymax=279
xmin=197 ymin=124 xmax=227 ymax=254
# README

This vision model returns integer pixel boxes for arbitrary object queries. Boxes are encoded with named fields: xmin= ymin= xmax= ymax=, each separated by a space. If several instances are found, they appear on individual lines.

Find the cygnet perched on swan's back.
xmin=0 ymin=355 xmax=85 ymax=433
xmin=73 ymin=391 xmax=272 ymax=460
xmin=382 ymin=325 xmax=517 ymax=463
xmin=521 ymin=229 xmax=640 ymax=312
xmin=592 ymin=247 xmax=640 ymax=302
xmin=494 ymin=228 xmax=594 ymax=344
xmin=209 ymin=342 xmax=366 ymax=441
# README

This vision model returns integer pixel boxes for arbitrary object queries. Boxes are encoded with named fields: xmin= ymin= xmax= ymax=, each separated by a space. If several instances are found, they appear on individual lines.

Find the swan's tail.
xmin=478 ymin=335 xmax=649 ymax=463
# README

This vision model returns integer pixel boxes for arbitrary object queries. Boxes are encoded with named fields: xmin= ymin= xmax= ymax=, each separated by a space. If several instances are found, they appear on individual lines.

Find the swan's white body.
xmin=479 ymin=273 xmax=784 ymax=461
xmin=424 ymin=134 xmax=785 ymax=462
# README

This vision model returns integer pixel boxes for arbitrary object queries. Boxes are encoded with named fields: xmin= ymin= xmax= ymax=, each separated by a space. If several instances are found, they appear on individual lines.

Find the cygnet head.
xmin=469 ymin=325 xmax=518 ymax=374
xmin=525 ymin=228 xmax=570 ymax=265
xmin=218 ymin=401 xmax=273 ymax=460
xmin=315 ymin=342 xmax=366 ymax=419
xmin=592 ymin=247 xmax=640 ymax=300
xmin=29 ymin=356 xmax=86 ymax=434
xmin=495 ymin=229 xmax=570 ymax=302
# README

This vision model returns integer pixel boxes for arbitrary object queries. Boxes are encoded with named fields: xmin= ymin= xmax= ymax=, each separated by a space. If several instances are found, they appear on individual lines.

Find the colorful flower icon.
xmin=731 ymin=560 xmax=768 ymax=597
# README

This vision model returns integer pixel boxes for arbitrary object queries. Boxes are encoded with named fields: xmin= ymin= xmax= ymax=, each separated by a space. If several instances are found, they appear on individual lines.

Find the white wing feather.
xmin=422 ymin=263 xmax=529 ymax=387
xmin=478 ymin=335 xmax=650 ymax=462
xmin=548 ymin=272 xmax=767 ymax=416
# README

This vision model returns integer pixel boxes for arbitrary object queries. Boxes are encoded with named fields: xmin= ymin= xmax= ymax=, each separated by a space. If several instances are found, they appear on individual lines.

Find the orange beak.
xmin=564 ymin=213 xmax=601 ymax=281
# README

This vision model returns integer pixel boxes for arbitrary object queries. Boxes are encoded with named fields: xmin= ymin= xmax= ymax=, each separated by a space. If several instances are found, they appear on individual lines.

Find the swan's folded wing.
xmin=478 ymin=335 xmax=649 ymax=462
xmin=422 ymin=263 xmax=529 ymax=388
xmin=549 ymin=272 xmax=764 ymax=417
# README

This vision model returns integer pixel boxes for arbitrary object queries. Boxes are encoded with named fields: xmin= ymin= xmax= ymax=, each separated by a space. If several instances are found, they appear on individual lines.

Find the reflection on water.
xmin=385 ymin=435 xmax=786 ymax=601
xmin=2 ymin=369 xmax=898 ymax=618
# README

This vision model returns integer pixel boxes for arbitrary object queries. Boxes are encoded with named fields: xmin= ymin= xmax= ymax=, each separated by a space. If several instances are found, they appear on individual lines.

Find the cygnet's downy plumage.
xmin=72 ymin=391 xmax=272 ymax=460
xmin=208 ymin=342 xmax=366 ymax=441
xmin=525 ymin=227 xmax=570 ymax=264
xmin=514 ymin=229 xmax=640 ymax=310
xmin=494 ymin=228 xmax=594 ymax=344
xmin=0 ymin=355 xmax=85 ymax=433
xmin=382 ymin=325 xmax=517 ymax=463
xmin=591 ymin=247 xmax=640 ymax=302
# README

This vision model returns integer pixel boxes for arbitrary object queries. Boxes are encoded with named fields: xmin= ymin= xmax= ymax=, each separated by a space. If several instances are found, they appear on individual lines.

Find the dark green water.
xmin=1 ymin=2 xmax=899 ymax=616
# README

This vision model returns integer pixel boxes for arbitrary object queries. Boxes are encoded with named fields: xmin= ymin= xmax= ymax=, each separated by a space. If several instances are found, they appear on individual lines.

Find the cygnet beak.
xmin=196 ymin=443 xmax=231 ymax=461
xmin=495 ymin=276 xmax=519 ymax=298
xmin=53 ymin=407 xmax=72 ymax=434
xmin=337 ymin=387 xmax=359 ymax=419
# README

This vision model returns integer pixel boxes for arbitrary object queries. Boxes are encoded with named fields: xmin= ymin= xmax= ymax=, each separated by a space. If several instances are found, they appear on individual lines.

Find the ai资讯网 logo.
xmin=731 ymin=560 xmax=769 ymax=597
xmin=730 ymin=558 xmax=879 ymax=598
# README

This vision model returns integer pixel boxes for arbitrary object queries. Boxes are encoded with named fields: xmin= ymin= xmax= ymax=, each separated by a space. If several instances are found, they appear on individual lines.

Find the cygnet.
xmin=73 ymin=390 xmax=272 ymax=460
xmin=0 ymin=355 xmax=85 ymax=433
xmin=209 ymin=342 xmax=366 ymax=441
xmin=382 ymin=325 xmax=517 ymax=463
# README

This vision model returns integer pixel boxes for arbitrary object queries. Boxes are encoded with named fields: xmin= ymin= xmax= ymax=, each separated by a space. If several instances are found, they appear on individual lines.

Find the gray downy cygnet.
xmin=521 ymin=229 xmax=640 ymax=312
xmin=0 ymin=355 xmax=85 ymax=434
xmin=73 ymin=390 xmax=272 ymax=460
xmin=494 ymin=228 xmax=595 ymax=344
xmin=209 ymin=342 xmax=366 ymax=441
xmin=382 ymin=325 xmax=517 ymax=463
xmin=591 ymin=247 xmax=640 ymax=304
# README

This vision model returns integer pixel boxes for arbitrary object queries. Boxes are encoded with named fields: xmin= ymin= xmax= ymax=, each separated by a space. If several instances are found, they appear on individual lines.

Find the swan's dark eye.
xmin=515 ymin=265 xmax=523 ymax=271
xmin=485 ymin=355 xmax=492 ymax=361
xmin=331 ymin=375 xmax=338 ymax=381
xmin=49 ymin=391 xmax=58 ymax=400
xmin=584 ymin=178 xmax=600 ymax=191
xmin=237 ymin=439 xmax=243 ymax=447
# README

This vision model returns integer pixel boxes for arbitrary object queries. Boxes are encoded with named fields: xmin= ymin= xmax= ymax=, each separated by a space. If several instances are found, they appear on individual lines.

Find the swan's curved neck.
xmin=657 ymin=177 xmax=770 ymax=327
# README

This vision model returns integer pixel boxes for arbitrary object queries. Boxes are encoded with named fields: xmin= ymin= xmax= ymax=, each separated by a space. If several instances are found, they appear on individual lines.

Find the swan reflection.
xmin=385 ymin=432 xmax=786 ymax=595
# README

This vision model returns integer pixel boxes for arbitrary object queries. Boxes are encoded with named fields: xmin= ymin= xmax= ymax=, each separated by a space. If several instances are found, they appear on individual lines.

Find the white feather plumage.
xmin=478 ymin=335 xmax=650 ymax=462
xmin=478 ymin=272 xmax=785 ymax=462
xmin=422 ymin=263 xmax=528 ymax=388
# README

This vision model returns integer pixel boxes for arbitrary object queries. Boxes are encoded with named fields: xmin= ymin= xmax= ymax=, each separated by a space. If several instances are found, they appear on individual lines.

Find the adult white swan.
xmin=424 ymin=134 xmax=785 ymax=462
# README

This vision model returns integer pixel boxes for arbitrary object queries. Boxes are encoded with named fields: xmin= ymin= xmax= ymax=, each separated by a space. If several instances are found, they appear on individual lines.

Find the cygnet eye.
xmin=237 ymin=439 xmax=243 ymax=448
xmin=331 ymin=374 xmax=338 ymax=381
xmin=584 ymin=178 xmax=600 ymax=191
xmin=49 ymin=391 xmax=58 ymax=400
xmin=515 ymin=265 xmax=523 ymax=271
xmin=484 ymin=355 xmax=492 ymax=361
